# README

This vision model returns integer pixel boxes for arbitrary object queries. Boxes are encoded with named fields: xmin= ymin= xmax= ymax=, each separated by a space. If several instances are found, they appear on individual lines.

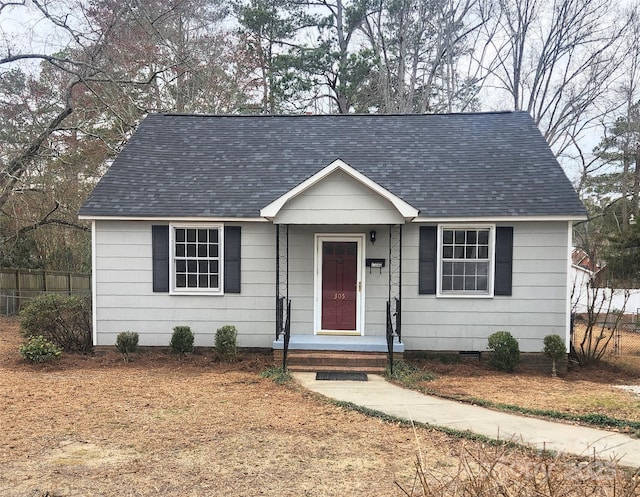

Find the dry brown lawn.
xmin=410 ymin=323 xmax=640 ymax=424
xmin=2 ymin=316 xmax=640 ymax=497
xmin=418 ymin=356 xmax=640 ymax=423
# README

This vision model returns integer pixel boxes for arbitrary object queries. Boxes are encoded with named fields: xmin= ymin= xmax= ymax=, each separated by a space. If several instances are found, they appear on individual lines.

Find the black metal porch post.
xmin=275 ymin=224 xmax=280 ymax=340
xmin=398 ymin=224 xmax=402 ymax=342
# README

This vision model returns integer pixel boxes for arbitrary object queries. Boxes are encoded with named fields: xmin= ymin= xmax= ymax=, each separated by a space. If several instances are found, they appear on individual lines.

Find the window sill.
xmin=169 ymin=290 xmax=225 ymax=296
xmin=436 ymin=292 xmax=494 ymax=299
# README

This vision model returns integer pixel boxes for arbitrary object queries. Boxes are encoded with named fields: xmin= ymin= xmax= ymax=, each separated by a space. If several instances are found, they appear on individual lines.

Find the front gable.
xmin=260 ymin=159 xmax=419 ymax=224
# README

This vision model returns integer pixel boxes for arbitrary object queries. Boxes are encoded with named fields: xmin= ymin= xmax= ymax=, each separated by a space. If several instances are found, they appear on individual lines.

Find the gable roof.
xmin=78 ymin=111 xmax=587 ymax=220
xmin=260 ymin=159 xmax=419 ymax=221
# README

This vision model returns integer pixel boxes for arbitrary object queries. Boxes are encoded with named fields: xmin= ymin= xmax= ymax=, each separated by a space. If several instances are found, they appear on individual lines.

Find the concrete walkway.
xmin=293 ymin=372 xmax=640 ymax=468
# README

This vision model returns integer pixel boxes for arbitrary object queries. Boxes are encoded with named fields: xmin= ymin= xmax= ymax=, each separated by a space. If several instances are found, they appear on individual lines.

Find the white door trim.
xmin=314 ymin=233 xmax=365 ymax=335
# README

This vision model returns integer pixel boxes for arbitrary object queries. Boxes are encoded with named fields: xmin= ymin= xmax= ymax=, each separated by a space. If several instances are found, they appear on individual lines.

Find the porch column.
xmin=388 ymin=224 xmax=402 ymax=341
xmin=275 ymin=224 xmax=289 ymax=339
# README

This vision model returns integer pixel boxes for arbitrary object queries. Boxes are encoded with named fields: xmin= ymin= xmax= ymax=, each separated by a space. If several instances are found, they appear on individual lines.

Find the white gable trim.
xmin=260 ymin=159 xmax=419 ymax=221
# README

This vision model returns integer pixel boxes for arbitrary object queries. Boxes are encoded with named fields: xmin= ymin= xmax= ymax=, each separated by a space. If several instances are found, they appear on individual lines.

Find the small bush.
xmin=116 ymin=331 xmax=139 ymax=362
xmin=19 ymin=335 xmax=62 ymax=363
xmin=170 ymin=325 xmax=194 ymax=354
xmin=20 ymin=294 xmax=92 ymax=353
xmin=214 ymin=325 xmax=237 ymax=362
xmin=543 ymin=334 xmax=566 ymax=377
xmin=487 ymin=331 xmax=520 ymax=372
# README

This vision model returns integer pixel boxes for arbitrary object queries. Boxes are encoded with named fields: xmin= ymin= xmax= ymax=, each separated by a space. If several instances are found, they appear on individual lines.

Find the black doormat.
xmin=316 ymin=372 xmax=368 ymax=381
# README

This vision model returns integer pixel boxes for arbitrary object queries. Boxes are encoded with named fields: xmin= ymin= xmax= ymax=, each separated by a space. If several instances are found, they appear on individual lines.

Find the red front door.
xmin=322 ymin=241 xmax=358 ymax=330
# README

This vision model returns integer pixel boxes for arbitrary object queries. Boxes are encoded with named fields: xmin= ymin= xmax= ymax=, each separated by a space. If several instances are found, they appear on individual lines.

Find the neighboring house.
xmin=571 ymin=248 xmax=640 ymax=316
xmin=79 ymin=111 xmax=587 ymax=361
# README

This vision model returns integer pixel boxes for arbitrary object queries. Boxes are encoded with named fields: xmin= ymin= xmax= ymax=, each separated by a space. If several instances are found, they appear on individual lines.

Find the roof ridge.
xmin=157 ymin=110 xmax=525 ymax=119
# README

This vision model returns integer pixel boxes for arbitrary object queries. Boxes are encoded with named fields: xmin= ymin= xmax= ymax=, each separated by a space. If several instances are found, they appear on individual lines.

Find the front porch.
xmin=273 ymin=335 xmax=404 ymax=373
xmin=263 ymin=159 xmax=414 ymax=373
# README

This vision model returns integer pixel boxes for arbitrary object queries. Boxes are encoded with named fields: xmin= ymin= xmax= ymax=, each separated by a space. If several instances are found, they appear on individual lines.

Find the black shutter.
xmin=224 ymin=226 xmax=241 ymax=293
xmin=494 ymin=226 xmax=513 ymax=296
xmin=418 ymin=226 xmax=437 ymax=295
xmin=152 ymin=225 xmax=169 ymax=293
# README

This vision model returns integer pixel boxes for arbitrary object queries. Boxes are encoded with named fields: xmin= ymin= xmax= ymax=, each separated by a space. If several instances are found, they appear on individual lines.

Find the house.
xmin=79 ymin=111 xmax=587 ymax=368
xmin=571 ymin=248 xmax=640 ymax=317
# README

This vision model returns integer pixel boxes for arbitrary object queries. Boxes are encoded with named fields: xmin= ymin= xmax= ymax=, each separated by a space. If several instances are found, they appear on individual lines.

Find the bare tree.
xmin=0 ymin=0 xmax=240 ymax=269
xmin=1 ymin=1 xmax=149 ymax=211
xmin=485 ymin=0 xmax=633 ymax=155
xmin=572 ymin=274 xmax=630 ymax=366
xmin=359 ymin=0 xmax=489 ymax=114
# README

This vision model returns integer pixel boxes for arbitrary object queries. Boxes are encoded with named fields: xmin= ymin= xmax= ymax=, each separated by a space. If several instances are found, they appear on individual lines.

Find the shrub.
xmin=214 ymin=325 xmax=237 ymax=362
xmin=116 ymin=331 xmax=139 ymax=362
xmin=170 ymin=325 xmax=194 ymax=354
xmin=487 ymin=331 xmax=520 ymax=372
xmin=19 ymin=335 xmax=62 ymax=363
xmin=543 ymin=334 xmax=566 ymax=377
xmin=20 ymin=294 xmax=92 ymax=353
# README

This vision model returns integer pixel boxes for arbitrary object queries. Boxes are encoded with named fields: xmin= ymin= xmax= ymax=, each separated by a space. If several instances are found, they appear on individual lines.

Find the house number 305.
xmin=333 ymin=293 xmax=346 ymax=300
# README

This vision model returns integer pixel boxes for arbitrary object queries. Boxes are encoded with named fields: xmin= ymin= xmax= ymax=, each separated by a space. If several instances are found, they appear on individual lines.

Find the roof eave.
xmin=412 ymin=214 xmax=588 ymax=223
xmin=78 ymin=215 xmax=269 ymax=222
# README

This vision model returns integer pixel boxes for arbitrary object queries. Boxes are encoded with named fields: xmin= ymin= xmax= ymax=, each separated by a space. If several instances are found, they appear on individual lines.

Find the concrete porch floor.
xmin=272 ymin=334 xmax=404 ymax=373
xmin=272 ymin=334 xmax=404 ymax=353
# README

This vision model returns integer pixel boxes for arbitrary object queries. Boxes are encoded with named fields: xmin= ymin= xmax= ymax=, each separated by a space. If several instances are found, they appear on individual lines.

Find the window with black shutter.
xmin=418 ymin=226 xmax=437 ymax=295
xmin=152 ymin=224 xmax=241 ymax=294
xmin=494 ymin=227 xmax=513 ymax=296
xmin=152 ymin=225 xmax=169 ymax=293
xmin=418 ymin=225 xmax=513 ymax=297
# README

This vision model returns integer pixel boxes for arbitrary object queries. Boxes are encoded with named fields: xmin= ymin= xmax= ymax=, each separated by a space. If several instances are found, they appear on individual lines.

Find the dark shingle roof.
xmin=79 ymin=111 xmax=587 ymax=219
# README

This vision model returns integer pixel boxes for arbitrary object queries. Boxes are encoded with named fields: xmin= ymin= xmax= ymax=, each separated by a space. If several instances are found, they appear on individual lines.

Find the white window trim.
xmin=169 ymin=223 xmax=225 ymax=295
xmin=436 ymin=224 xmax=495 ymax=298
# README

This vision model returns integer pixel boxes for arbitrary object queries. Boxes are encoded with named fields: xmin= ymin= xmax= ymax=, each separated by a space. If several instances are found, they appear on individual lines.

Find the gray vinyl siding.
xmin=401 ymin=221 xmax=569 ymax=352
xmin=93 ymin=220 xmax=275 ymax=347
xmin=276 ymin=222 xmax=569 ymax=347
xmin=93 ymin=220 xmax=570 ymax=352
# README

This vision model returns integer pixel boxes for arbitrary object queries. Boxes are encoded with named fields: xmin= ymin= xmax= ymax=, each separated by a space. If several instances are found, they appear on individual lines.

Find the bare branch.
xmin=0 ymin=103 xmax=73 ymax=208
xmin=0 ymin=1 xmax=25 ymax=14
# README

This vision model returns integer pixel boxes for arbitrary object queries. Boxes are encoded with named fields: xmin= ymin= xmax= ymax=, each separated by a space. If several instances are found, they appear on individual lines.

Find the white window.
xmin=170 ymin=224 xmax=224 ymax=294
xmin=438 ymin=226 xmax=494 ymax=296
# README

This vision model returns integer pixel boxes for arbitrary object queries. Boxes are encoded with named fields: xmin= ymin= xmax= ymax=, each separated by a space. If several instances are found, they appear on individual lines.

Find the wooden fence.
xmin=0 ymin=267 xmax=91 ymax=315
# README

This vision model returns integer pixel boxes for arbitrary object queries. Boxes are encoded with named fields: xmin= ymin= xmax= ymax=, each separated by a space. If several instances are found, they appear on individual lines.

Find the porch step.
xmin=275 ymin=350 xmax=390 ymax=373
xmin=287 ymin=364 xmax=386 ymax=373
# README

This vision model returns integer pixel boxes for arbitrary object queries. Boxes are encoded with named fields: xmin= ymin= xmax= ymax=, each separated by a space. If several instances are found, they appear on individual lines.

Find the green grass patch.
xmin=385 ymin=359 xmax=437 ymax=387
xmin=260 ymin=366 xmax=292 ymax=384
